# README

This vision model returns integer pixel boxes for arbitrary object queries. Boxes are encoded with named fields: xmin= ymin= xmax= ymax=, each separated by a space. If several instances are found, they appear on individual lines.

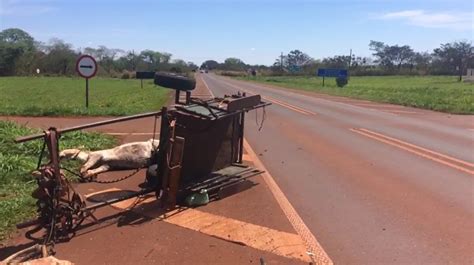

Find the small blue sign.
xmin=317 ymin=68 xmax=348 ymax=78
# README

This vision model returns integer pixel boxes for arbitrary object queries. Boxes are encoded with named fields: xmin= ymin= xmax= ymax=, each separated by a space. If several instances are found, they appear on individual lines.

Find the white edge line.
xmin=200 ymin=74 xmax=216 ymax=97
xmin=243 ymin=139 xmax=333 ymax=265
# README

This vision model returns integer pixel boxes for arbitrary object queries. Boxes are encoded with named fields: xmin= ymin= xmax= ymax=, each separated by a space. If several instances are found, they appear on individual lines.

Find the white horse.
xmin=59 ymin=139 xmax=160 ymax=178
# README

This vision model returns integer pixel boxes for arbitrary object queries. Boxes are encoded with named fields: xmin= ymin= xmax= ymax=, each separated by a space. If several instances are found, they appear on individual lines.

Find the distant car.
xmin=205 ymin=70 xmax=208 ymax=73
xmin=200 ymin=70 xmax=204 ymax=73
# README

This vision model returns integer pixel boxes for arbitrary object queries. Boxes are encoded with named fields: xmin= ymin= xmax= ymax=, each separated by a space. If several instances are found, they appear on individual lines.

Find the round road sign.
xmin=76 ymin=55 xmax=97 ymax=78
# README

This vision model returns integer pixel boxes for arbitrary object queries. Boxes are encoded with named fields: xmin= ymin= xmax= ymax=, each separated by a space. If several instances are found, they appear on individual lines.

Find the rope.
xmin=255 ymin=105 xmax=266 ymax=131
xmin=188 ymin=98 xmax=218 ymax=119
xmin=36 ymin=140 xmax=46 ymax=169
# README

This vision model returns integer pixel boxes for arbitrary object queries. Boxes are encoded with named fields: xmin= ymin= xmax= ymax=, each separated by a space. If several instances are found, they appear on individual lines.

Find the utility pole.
xmin=281 ymin=52 xmax=284 ymax=71
xmin=349 ymin=49 xmax=352 ymax=69
xmin=458 ymin=58 xmax=463 ymax=82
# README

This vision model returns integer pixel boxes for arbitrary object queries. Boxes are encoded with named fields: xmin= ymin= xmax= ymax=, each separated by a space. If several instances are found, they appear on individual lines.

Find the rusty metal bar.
xmin=84 ymin=187 xmax=155 ymax=211
xmin=15 ymin=111 xmax=163 ymax=143
xmin=238 ymin=112 xmax=245 ymax=163
xmin=175 ymin=90 xmax=180 ymax=104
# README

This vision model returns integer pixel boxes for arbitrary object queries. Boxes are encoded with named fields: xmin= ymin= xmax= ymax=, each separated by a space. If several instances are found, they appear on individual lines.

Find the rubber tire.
xmin=154 ymin=72 xmax=196 ymax=91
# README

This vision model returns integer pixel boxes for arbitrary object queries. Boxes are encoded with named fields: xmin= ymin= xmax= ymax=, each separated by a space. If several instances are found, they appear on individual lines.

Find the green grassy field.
xmin=0 ymin=121 xmax=118 ymax=241
xmin=0 ymin=77 xmax=171 ymax=116
xmin=237 ymin=76 xmax=474 ymax=114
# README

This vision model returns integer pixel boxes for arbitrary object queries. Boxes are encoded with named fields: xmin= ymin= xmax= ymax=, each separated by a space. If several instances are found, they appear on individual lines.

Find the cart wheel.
xmin=154 ymin=72 xmax=196 ymax=91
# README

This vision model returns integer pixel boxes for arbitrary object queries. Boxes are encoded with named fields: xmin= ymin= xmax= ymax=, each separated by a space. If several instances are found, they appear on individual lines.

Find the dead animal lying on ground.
xmin=59 ymin=139 xmax=160 ymax=178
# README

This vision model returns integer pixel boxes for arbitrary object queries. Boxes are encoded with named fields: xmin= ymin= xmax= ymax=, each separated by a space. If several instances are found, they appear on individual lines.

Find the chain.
xmin=91 ymin=168 xmax=141 ymax=184
xmin=61 ymin=167 xmax=142 ymax=184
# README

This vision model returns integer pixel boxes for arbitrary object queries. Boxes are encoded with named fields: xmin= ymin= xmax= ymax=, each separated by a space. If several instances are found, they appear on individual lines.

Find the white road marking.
xmin=243 ymin=139 xmax=332 ymax=264
xmin=201 ymin=74 xmax=332 ymax=264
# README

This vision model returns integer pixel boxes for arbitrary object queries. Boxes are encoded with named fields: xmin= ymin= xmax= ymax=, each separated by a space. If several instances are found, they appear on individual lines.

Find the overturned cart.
xmin=15 ymin=73 xmax=270 ymax=250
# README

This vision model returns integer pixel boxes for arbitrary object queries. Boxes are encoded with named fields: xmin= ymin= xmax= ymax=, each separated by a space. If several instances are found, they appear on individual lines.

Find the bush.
xmin=336 ymin=77 xmax=348 ymax=87
xmin=219 ymin=71 xmax=247 ymax=77
xmin=109 ymin=69 xmax=121 ymax=78
xmin=121 ymin=71 xmax=130 ymax=79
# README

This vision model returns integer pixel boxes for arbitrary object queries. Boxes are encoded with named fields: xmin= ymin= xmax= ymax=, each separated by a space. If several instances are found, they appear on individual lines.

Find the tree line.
xmin=202 ymin=41 xmax=473 ymax=80
xmin=1 ymin=28 xmax=472 ymax=79
xmin=0 ymin=28 xmax=198 ymax=77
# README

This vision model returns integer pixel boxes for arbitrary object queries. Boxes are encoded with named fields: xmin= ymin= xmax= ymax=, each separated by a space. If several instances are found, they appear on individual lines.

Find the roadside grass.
xmin=0 ymin=120 xmax=117 ymax=241
xmin=236 ymin=76 xmax=474 ymax=114
xmin=0 ymin=77 xmax=171 ymax=116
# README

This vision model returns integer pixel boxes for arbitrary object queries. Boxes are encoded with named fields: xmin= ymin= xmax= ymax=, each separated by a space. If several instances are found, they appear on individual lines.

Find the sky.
xmin=0 ymin=0 xmax=472 ymax=65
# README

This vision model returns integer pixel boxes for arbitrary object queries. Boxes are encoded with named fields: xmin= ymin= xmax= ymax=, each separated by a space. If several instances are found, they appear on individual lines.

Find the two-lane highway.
xmin=200 ymin=73 xmax=474 ymax=264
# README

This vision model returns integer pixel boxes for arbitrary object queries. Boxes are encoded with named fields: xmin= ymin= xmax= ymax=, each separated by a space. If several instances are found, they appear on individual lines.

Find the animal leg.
xmin=84 ymin=164 xmax=110 ymax=178
xmin=80 ymin=154 xmax=101 ymax=175
xmin=60 ymin=149 xmax=88 ymax=162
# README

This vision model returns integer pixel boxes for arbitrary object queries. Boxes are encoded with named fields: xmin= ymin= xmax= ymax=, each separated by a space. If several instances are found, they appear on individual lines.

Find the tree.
xmin=167 ymin=59 xmax=185 ymax=73
xmin=124 ymin=51 xmax=140 ymax=71
xmin=433 ymin=41 xmax=473 ymax=81
xmin=286 ymin=50 xmax=312 ymax=68
xmin=187 ymin=61 xmax=198 ymax=70
xmin=411 ymin=52 xmax=432 ymax=74
xmin=139 ymin=50 xmax=162 ymax=71
xmin=41 ymin=38 xmax=77 ymax=75
xmin=322 ymin=55 xmax=351 ymax=68
xmin=272 ymin=56 xmax=287 ymax=72
xmin=0 ymin=28 xmax=36 ymax=75
xmin=0 ymin=28 xmax=34 ymax=51
xmin=201 ymin=60 xmax=219 ymax=70
xmin=223 ymin=57 xmax=246 ymax=71
xmin=0 ymin=43 xmax=22 ymax=75
xmin=160 ymin=52 xmax=172 ymax=64
xmin=369 ymin=40 xmax=415 ymax=70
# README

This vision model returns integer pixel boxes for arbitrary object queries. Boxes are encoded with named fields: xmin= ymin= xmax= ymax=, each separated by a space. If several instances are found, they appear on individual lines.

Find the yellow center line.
xmin=218 ymin=79 xmax=317 ymax=116
xmin=263 ymin=95 xmax=318 ymax=116
xmin=350 ymin=128 xmax=474 ymax=175
xmin=358 ymin=128 xmax=474 ymax=168
xmin=263 ymin=96 xmax=312 ymax=115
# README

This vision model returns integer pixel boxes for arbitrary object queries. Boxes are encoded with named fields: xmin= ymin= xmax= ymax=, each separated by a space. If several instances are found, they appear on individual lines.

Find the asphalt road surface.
xmin=200 ymin=73 xmax=474 ymax=264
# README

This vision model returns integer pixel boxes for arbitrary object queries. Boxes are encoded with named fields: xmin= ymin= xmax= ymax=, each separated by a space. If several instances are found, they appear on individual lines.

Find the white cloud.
xmin=376 ymin=9 xmax=473 ymax=31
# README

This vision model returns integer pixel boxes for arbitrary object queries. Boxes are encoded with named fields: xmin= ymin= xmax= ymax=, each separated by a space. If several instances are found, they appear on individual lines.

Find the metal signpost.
xmin=317 ymin=68 xmax=348 ymax=86
xmin=136 ymin=71 xmax=155 ymax=88
xmin=76 ymin=55 xmax=98 ymax=108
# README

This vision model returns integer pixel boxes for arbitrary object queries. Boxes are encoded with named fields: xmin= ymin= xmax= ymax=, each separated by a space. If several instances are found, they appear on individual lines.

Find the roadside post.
xmin=136 ymin=71 xmax=156 ymax=88
xmin=76 ymin=55 xmax=98 ymax=108
xmin=317 ymin=68 xmax=348 ymax=87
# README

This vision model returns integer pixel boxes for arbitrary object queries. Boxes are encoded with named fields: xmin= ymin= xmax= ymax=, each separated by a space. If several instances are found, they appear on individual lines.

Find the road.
xmin=200 ymin=73 xmax=474 ymax=264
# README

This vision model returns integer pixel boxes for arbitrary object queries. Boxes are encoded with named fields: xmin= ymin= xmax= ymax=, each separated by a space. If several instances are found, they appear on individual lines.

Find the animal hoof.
xmin=83 ymin=171 xmax=97 ymax=179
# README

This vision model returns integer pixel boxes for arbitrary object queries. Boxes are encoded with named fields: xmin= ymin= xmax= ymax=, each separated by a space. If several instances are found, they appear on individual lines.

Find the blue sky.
xmin=0 ymin=0 xmax=472 ymax=65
